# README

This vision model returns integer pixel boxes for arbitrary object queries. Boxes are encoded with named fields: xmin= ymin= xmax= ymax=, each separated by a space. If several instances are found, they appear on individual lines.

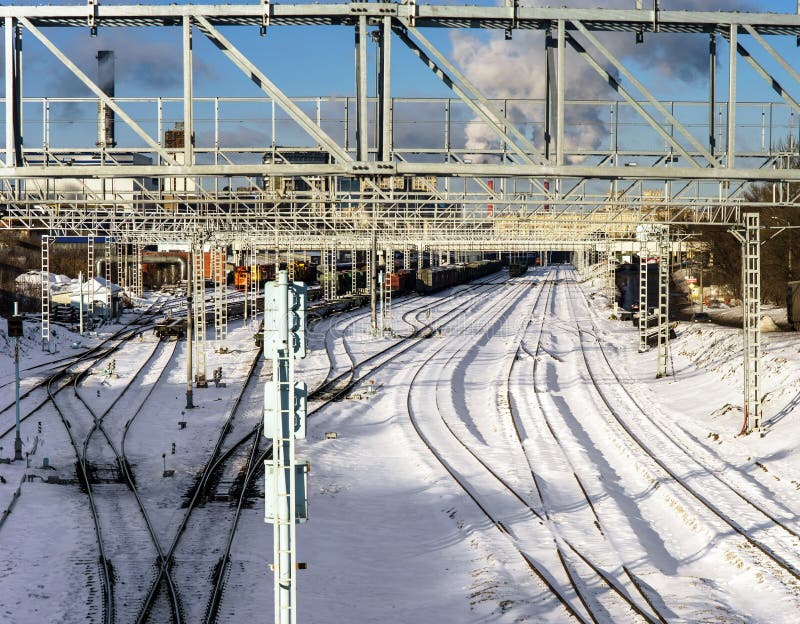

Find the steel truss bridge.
xmin=5 ymin=1 xmax=797 ymax=433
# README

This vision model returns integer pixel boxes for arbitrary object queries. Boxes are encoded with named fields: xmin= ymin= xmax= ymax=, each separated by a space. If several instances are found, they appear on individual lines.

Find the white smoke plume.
xmin=451 ymin=0 xmax=759 ymax=163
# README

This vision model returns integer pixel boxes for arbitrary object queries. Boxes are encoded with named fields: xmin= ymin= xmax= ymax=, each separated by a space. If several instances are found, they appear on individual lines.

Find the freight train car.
xmin=388 ymin=269 xmax=416 ymax=294
xmin=416 ymin=259 xmax=501 ymax=293
xmin=233 ymin=264 xmax=276 ymax=291
xmin=154 ymin=317 xmax=187 ymax=340
xmin=292 ymin=261 xmax=317 ymax=284
xmin=509 ymin=263 xmax=528 ymax=278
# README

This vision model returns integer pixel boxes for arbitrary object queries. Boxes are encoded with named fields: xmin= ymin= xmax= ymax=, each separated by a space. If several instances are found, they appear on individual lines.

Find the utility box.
xmin=264 ymin=462 xmax=309 ymax=524
xmin=7 ymin=316 xmax=23 ymax=338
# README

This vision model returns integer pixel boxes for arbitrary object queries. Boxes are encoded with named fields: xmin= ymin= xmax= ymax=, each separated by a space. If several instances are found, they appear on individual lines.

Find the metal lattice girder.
xmin=135 ymin=242 xmax=143 ymax=297
xmin=638 ymin=237 xmax=649 ymax=354
xmin=351 ymin=248 xmax=357 ymax=295
xmin=192 ymin=246 xmax=207 ymax=385
xmin=287 ymin=248 xmax=295 ymax=282
xmin=8 ymin=5 xmax=800 ymax=37
xmin=104 ymin=238 xmax=112 ymax=319
xmin=571 ymin=20 xmax=722 ymax=169
xmin=6 ymin=5 xmax=800 ymax=193
xmin=741 ymin=213 xmax=762 ymax=433
xmin=195 ymin=15 xmax=351 ymax=165
xmin=87 ymin=235 xmax=95 ymax=317
xmin=116 ymin=240 xmax=126 ymax=292
xmin=40 ymin=234 xmax=51 ymax=350
xmin=656 ymin=225 xmax=671 ymax=379
xmin=19 ymin=17 xmax=177 ymax=166
xmin=606 ymin=251 xmax=616 ymax=307
xmin=249 ymin=246 xmax=259 ymax=328
xmin=384 ymin=247 xmax=394 ymax=330
xmin=329 ymin=245 xmax=337 ymax=300
xmin=213 ymin=247 xmax=228 ymax=353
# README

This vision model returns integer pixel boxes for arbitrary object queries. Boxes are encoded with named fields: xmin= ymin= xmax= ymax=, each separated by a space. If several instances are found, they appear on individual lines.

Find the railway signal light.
xmin=263 ymin=280 xmax=306 ymax=359
xmin=7 ymin=315 xmax=23 ymax=338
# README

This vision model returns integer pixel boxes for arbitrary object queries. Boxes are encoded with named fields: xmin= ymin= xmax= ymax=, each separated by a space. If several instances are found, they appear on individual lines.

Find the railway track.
xmin=73 ymin=335 xmax=183 ymax=624
xmin=511 ymin=269 xmax=668 ymax=622
xmin=135 ymin=346 xmax=266 ymax=624
xmin=310 ymin=275 xmax=508 ymax=403
xmin=400 ymin=268 xmax=669 ymax=622
xmin=566 ymin=274 xmax=800 ymax=593
xmin=401 ymin=275 xmax=596 ymax=620
xmin=0 ymin=291 xmax=258 ymax=443
xmin=204 ymin=273 xmax=513 ymax=620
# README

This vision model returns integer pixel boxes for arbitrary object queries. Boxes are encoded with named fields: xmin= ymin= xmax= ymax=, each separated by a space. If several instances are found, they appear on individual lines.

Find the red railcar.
xmin=388 ymin=269 xmax=415 ymax=294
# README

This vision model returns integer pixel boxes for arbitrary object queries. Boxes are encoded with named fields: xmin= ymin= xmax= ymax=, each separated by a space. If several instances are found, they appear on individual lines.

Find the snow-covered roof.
xmin=14 ymin=270 xmax=71 ymax=285
xmin=69 ymin=276 xmax=123 ymax=298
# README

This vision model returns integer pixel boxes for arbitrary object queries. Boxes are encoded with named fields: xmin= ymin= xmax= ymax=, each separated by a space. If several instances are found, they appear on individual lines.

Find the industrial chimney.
xmin=96 ymin=50 xmax=116 ymax=148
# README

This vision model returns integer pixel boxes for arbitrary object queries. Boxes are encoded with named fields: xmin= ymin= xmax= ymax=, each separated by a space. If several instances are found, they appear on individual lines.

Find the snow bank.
xmin=759 ymin=315 xmax=780 ymax=333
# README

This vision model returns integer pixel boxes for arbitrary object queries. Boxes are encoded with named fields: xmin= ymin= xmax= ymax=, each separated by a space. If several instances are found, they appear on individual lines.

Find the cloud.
xmin=450 ymin=0 xmax=759 ymax=161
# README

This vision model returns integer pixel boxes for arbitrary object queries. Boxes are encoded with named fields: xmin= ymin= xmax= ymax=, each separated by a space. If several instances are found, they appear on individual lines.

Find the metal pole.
xmin=78 ymin=270 xmax=84 ymax=336
xmin=727 ymin=23 xmax=737 ymax=169
xmin=699 ymin=249 xmax=704 ymax=313
xmin=556 ymin=19 xmax=566 ymax=167
xmin=370 ymin=232 xmax=377 ymax=331
xmin=276 ymin=269 xmax=292 ymax=624
xmin=186 ymin=255 xmax=194 ymax=409
xmin=183 ymin=15 xmax=194 ymax=167
xmin=709 ymin=33 xmax=716 ymax=155
xmin=14 ymin=302 xmax=22 ymax=461
xmin=378 ymin=16 xmax=392 ymax=162
xmin=5 ymin=19 xmax=15 ymax=167
xmin=355 ymin=15 xmax=368 ymax=161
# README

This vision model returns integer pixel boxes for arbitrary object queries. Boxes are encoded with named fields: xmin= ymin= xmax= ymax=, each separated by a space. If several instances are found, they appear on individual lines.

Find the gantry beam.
xmin=1 ymin=5 xmax=800 ymax=35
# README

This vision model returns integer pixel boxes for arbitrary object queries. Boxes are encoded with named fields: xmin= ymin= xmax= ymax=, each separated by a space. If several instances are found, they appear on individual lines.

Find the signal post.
xmin=264 ymin=270 xmax=309 ymax=624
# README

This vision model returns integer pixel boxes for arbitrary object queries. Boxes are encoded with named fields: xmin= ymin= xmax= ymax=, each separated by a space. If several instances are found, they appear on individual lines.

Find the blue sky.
xmin=7 ymin=0 xmax=800 ymax=155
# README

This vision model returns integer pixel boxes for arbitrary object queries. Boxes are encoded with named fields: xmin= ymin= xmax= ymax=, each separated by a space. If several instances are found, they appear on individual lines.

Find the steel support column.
xmin=40 ymin=234 xmax=50 ymax=351
xmin=351 ymin=248 xmax=357 ymax=295
xmin=183 ymin=15 xmax=194 ymax=167
xmin=556 ymin=20 xmax=566 ymax=167
xmin=213 ymin=247 xmax=228 ymax=353
xmin=249 ymin=245 xmax=259 ymax=328
xmin=193 ymin=244 xmax=207 ymax=387
xmin=740 ymin=213 xmax=762 ymax=434
xmin=727 ymin=23 xmax=737 ymax=169
xmin=4 ymin=19 xmax=22 ymax=170
xmin=638 ymin=242 xmax=649 ymax=353
xmin=378 ymin=16 xmax=392 ymax=162
xmin=87 ymin=235 xmax=95 ymax=318
xmin=355 ymin=15 xmax=369 ymax=162
xmin=384 ymin=247 xmax=393 ymax=333
xmin=709 ymin=33 xmax=716 ymax=155
xmin=116 ymin=239 xmax=126 ymax=293
xmin=656 ymin=226 xmax=671 ymax=378
xmin=104 ymin=238 xmax=112 ymax=320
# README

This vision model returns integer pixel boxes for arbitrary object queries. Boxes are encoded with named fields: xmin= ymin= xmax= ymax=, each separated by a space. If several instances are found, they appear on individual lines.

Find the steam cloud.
xmin=451 ymin=0 xmax=759 ymax=163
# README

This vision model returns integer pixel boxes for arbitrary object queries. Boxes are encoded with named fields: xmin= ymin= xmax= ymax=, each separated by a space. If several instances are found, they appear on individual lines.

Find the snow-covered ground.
xmin=2 ymin=272 xmax=800 ymax=623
